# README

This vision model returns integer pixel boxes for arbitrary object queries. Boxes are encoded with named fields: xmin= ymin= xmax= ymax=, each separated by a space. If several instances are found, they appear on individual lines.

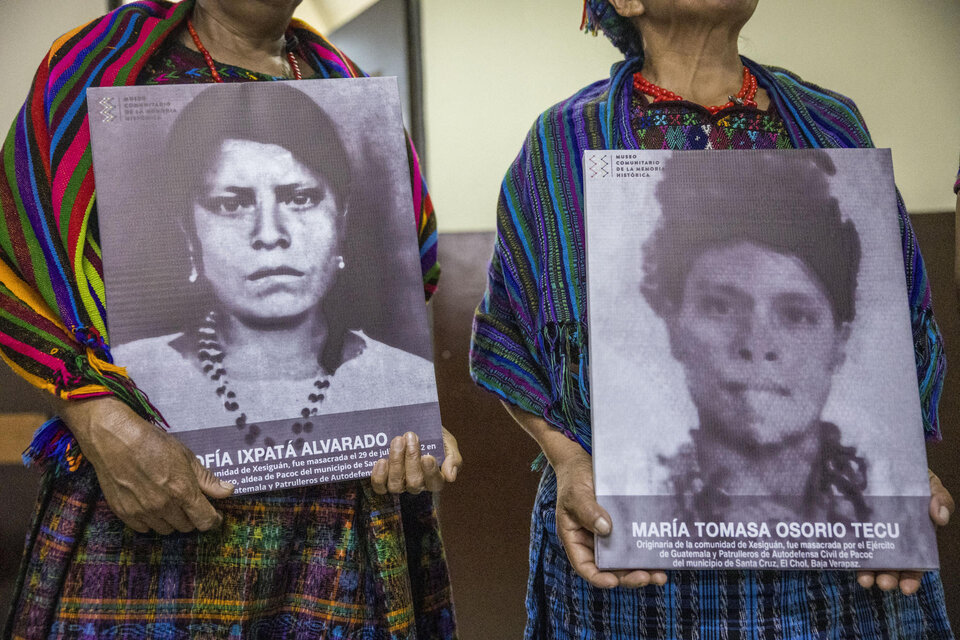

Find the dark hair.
xmin=164 ymin=82 xmax=352 ymax=222
xmin=641 ymin=150 xmax=861 ymax=326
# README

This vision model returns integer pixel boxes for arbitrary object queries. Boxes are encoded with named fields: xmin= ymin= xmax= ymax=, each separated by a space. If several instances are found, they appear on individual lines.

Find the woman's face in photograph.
xmin=192 ymin=138 xmax=340 ymax=325
xmin=668 ymin=241 xmax=847 ymax=446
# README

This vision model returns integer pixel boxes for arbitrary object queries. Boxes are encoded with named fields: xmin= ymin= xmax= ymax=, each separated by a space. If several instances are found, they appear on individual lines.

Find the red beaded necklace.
xmin=633 ymin=67 xmax=758 ymax=114
xmin=186 ymin=18 xmax=302 ymax=83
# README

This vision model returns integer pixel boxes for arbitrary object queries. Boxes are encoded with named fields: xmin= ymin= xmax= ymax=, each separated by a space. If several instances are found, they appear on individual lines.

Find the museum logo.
xmin=587 ymin=153 xmax=612 ymax=179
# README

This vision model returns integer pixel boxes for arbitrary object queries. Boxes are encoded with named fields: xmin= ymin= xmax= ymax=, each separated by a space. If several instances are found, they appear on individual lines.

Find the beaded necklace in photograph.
xmin=197 ymin=311 xmax=329 ymax=446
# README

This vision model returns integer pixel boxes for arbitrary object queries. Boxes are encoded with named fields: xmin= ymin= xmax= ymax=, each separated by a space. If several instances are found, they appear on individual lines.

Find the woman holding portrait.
xmin=1 ymin=1 xmax=459 ymax=638
xmin=470 ymin=0 xmax=954 ymax=637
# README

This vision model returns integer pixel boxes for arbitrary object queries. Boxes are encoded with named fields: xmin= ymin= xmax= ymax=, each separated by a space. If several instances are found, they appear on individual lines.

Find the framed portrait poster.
xmin=585 ymin=149 xmax=938 ymax=570
xmin=87 ymin=78 xmax=443 ymax=494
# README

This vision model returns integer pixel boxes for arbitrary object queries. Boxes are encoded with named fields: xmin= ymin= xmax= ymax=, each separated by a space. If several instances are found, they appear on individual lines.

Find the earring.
xmin=188 ymin=254 xmax=199 ymax=283
xmin=336 ymin=255 xmax=345 ymax=270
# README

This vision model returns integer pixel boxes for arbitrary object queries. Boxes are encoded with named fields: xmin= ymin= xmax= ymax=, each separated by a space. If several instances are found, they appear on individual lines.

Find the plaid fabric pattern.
xmin=7 ymin=467 xmax=455 ymax=639
xmin=528 ymin=470 xmax=953 ymax=640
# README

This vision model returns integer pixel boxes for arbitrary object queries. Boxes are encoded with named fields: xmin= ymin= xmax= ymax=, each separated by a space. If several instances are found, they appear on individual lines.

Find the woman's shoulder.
xmin=111 ymin=333 xmax=198 ymax=378
xmin=346 ymin=332 xmax=433 ymax=371
xmin=748 ymin=60 xmax=870 ymax=130
xmin=745 ymin=58 xmax=875 ymax=148
xmin=520 ymin=75 xmax=617 ymax=150
xmin=328 ymin=331 xmax=437 ymax=410
xmin=47 ymin=2 xmax=178 ymax=67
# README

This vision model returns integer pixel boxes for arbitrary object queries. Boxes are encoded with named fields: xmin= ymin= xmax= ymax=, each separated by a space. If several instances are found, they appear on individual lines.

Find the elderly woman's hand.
xmin=370 ymin=427 xmax=461 ymax=494
xmin=60 ymin=396 xmax=235 ymax=534
xmin=855 ymin=469 xmax=954 ymax=595
xmin=553 ymin=446 xmax=668 ymax=590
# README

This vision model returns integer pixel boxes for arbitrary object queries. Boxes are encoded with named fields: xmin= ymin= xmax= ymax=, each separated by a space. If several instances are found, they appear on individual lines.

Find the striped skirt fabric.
xmin=526 ymin=469 xmax=953 ymax=640
xmin=5 ymin=465 xmax=456 ymax=639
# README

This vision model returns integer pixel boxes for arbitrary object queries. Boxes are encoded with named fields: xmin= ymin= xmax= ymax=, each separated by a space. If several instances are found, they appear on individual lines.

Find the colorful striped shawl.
xmin=469 ymin=55 xmax=945 ymax=453
xmin=0 ymin=0 xmax=439 ymax=470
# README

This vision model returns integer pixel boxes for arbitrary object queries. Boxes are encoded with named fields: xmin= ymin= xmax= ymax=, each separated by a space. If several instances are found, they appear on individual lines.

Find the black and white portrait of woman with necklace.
xmin=94 ymin=80 xmax=439 ymax=454
xmin=642 ymin=151 xmax=870 ymax=524
xmin=587 ymin=149 xmax=939 ymax=567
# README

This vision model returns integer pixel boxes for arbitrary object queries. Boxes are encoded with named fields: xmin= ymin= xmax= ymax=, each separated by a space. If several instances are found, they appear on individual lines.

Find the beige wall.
xmin=422 ymin=0 xmax=960 ymax=232
xmin=0 ymin=0 xmax=107 ymax=132
xmin=0 ymin=0 xmax=369 ymax=130
xmin=2 ymin=0 xmax=958 ymax=229
xmin=0 ymin=1 xmax=106 ymax=460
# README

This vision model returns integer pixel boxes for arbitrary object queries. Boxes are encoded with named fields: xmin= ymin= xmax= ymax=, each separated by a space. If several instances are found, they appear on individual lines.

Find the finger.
xmin=161 ymin=503 xmax=197 ymax=534
xmin=875 ymin=572 xmax=900 ymax=591
xmin=440 ymin=428 xmax=462 ymax=483
xmin=422 ymin=455 xmax=445 ymax=493
xmin=122 ymin=516 xmax=151 ymax=534
xmin=650 ymin=571 xmax=669 ymax=586
xmin=404 ymin=432 xmax=424 ymax=494
xmin=370 ymin=459 xmax=389 ymax=495
xmin=928 ymin=472 xmax=954 ymax=526
xmin=387 ymin=436 xmax=406 ymax=494
xmin=558 ymin=522 xmax=619 ymax=589
xmin=856 ymin=571 xmax=876 ymax=589
xmin=142 ymin=515 xmax=174 ymax=536
xmin=898 ymin=570 xmax=924 ymax=596
xmin=193 ymin=457 xmax=235 ymax=500
xmin=440 ymin=443 xmax=462 ymax=484
xmin=179 ymin=488 xmax=223 ymax=532
xmin=564 ymin=490 xmax=613 ymax=536
xmin=617 ymin=569 xmax=652 ymax=589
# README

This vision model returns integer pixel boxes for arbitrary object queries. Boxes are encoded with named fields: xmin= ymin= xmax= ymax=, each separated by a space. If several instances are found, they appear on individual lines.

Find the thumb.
xmin=562 ymin=483 xmax=613 ymax=536
xmin=192 ymin=457 xmax=235 ymax=499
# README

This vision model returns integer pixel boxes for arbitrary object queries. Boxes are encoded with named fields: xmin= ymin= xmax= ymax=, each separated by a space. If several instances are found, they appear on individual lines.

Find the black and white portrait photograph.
xmin=88 ymin=79 xmax=442 ymax=492
xmin=585 ymin=149 xmax=938 ymax=570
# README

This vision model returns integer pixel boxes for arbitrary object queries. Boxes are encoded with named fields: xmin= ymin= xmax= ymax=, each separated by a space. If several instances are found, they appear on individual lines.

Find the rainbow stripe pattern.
xmin=0 ymin=0 xmax=439 ymax=472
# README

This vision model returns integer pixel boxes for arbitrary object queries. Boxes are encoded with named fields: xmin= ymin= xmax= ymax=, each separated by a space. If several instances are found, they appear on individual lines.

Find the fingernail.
xmin=594 ymin=517 xmax=611 ymax=535
xmin=939 ymin=506 xmax=950 ymax=524
xmin=392 ymin=437 xmax=403 ymax=451
xmin=406 ymin=432 xmax=417 ymax=453
xmin=219 ymin=480 xmax=234 ymax=490
xmin=451 ymin=466 xmax=459 ymax=482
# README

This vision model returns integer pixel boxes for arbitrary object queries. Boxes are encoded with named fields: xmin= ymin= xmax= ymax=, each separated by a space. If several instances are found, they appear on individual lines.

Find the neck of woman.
xmin=637 ymin=18 xmax=761 ymax=108
xmin=188 ymin=0 xmax=299 ymax=76
xmin=695 ymin=422 xmax=822 ymax=497
xmin=219 ymin=311 xmax=329 ymax=381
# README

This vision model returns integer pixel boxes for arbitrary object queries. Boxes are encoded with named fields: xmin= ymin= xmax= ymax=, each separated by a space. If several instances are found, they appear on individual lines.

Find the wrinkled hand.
xmin=856 ymin=470 xmax=954 ymax=595
xmin=370 ymin=427 xmax=461 ymax=495
xmin=63 ymin=396 xmax=234 ymax=534
xmin=554 ymin=449 xmax=668 ymax=589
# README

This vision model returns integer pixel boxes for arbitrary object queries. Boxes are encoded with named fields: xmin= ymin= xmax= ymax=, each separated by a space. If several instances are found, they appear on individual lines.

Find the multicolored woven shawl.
xmin=469 ymin=57 xmax=944 ymax=454
xmin=0 ymin=0 xmax=439 ymax=471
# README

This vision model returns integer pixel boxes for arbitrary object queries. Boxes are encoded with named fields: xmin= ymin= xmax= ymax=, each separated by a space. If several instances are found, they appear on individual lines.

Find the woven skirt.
xmin=5 ymin=465 xmax=456 ymax=639
xmin=525 ymin=468 xmax=954 ymax=640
